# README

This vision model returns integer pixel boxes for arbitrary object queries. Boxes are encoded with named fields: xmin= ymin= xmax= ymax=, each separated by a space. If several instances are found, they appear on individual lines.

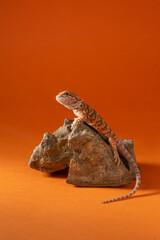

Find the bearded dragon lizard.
xmin=56 ymin=90 xmax=141 ymax=203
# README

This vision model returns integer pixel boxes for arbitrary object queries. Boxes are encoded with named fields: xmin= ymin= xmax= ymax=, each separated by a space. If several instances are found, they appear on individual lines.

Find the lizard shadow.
xmin=119 ymin=162 xmax=160 ymax=199
xmin=123 ymin=162 xmax=160 ymax=190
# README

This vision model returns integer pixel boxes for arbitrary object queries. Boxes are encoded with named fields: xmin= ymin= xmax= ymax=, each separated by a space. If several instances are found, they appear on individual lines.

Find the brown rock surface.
xmin=67 ymin=121 xmax=136 ymax=186
xmin=29 ymin=118 xmax=137 ymax=186
xmin=28 ymin=119 xmax=73 ymax=173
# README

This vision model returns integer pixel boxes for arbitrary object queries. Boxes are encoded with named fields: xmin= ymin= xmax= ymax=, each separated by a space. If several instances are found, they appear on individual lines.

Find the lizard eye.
xmin=65 ymin=92 xmax=69 ymax=95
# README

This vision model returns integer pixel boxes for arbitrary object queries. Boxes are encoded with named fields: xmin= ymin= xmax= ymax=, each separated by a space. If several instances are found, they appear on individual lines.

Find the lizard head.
xmin=56 ymin=90 xmax=83 ymax=110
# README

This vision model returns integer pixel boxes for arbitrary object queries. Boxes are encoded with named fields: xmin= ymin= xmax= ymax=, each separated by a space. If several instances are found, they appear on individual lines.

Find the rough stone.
xmin=29 ymin=118 xmax=137 ymax=186
xmin=67 ymin=121 xmax=136 ymax=187
xmin=28 ymin=119 xmax=73 ymax=173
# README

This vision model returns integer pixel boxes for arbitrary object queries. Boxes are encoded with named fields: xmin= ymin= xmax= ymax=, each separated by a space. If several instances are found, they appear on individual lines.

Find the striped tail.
xmin=102 ymin=140 xmax=141 ymax=204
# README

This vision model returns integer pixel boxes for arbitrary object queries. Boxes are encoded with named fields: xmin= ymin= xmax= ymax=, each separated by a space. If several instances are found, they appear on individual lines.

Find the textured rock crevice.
xmin=29 ymin=119 xmax=137 ymax=187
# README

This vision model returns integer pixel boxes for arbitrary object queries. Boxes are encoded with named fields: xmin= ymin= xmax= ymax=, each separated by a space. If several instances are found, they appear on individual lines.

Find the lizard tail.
xmin=102 ymin=140 xmax=141 ymax=204
xmin=102 ymin=174 xmax=141 ymax=203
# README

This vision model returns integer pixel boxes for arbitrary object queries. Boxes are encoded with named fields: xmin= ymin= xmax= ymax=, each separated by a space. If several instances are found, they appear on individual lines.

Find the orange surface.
xmin=0 ymin=0 xmax=160 ymax=239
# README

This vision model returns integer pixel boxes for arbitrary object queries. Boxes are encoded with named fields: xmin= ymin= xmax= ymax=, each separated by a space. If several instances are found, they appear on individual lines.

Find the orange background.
xmin=0 ymin=0 xmax=160 ymax=239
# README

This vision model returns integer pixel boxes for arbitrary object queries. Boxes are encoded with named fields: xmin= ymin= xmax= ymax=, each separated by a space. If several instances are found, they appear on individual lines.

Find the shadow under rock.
xmin=43 ymin=162 xmax=160 ymax=199
xmin=44 ymin=168 xmax=69 ymax=179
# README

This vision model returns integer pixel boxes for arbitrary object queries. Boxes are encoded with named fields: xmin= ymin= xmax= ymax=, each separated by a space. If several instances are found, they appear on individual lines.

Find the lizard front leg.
xmin=71 ymin=111 xmax=88 ymax=129
xmin=109 ymin=136 xmax=121 ymax=165
xmin=71 ymin=117 xmax=84 ymax=129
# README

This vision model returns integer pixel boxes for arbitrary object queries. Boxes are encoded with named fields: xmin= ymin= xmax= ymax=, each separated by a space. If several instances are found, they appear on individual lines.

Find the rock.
xmin=67 ymin=121 xmax=136 ymax=187
xmin=28 ymin=119 xmax=73 ymax=173
xmin=29 ymin=118 xmax=137 ymax=187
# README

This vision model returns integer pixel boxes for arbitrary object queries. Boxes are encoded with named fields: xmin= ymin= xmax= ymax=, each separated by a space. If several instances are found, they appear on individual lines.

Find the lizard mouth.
xmin=55 ymin=94 xmax=62 ymax=102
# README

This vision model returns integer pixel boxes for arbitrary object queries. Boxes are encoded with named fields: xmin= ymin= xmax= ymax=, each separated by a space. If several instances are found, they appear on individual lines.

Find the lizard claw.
xmin=71 ymin=122 xmax=76 ymax=129
xmin=114 ymin=151 xmax=121 ymax=166
xmin=71 ymin=118 xmax=83 ymax=129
